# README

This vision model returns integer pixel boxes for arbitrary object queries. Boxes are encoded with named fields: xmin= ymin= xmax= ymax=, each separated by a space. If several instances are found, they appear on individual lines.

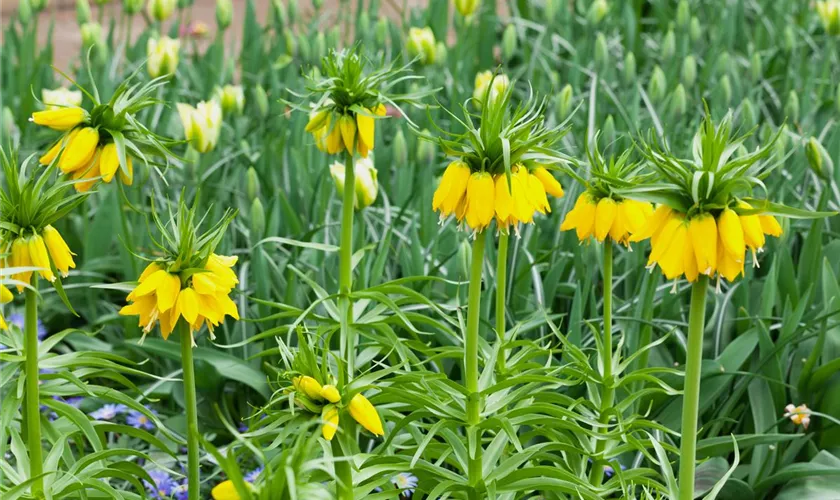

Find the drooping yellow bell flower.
xmin=348 ymin=393 xmax=384 ymax=436
xmin=688 ymin=214 xmax=717 ymax=277
xmin=321 ymin=405 xmax=340 ymax=440
xmin=31 ymin=107 xmax=87 ymax=131
xmin=42 ymin=225 xmax=76 ymax=278
xmin=0 ymin=284 xmax=13 ymax=330
xmin=432 ymin=160 xmax=471 ymax=219
xmin=10 ymin=238 xmax=33 ymax=292
xmin=561 ymin=193 xmax=652 ymax=245
xmin=531 ymin=166 xmax=564 ymax=198
xmin=464 ymin=172 xmax=496 ymax=231
xmin=27 ymin=234 xmax=55 ymax=282
xmin=58 ymin=127 xmax=99 ymax=174
xmin=71 ymin=152 xmax=102 ymax=193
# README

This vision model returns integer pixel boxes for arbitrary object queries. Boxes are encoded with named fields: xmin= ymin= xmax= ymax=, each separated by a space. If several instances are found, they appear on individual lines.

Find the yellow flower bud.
xmin=320 ymin=384 xmax=341 ymax=403
xmin=321 ymin=405 xmax=339 ymax=440
xmin=147 ymin=37 xmax=181 ymax=78
xmin=348 ymin=393 xmax=384 ymax=436
xmin=28 ymin=235 xmax=55 ymax=282
xmin=407 ymin=27 xmax=437 ymax=65
xmin=58 ymin=127 xmax=99 ymax=173
xmin=177 ymin=100 xmax=222 ymax=153
xmin=147 ymin=0 xmax=176 ymax=21
xmin=41 ymin=88 xmax=83 ymax=110
xmin=31 ymin=107 xmax=86 ymax=131
xmin=293 ymin=376 xmax=324 ymax=401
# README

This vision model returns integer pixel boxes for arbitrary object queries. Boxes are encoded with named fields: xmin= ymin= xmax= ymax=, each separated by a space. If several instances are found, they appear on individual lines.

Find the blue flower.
xmin=89 ymin=404 xmax=127 ymax=421
xmin=244 ymin=466 xmax=263 ymax=483
xmin=144 ymin=470 xmax=177 ymax=499
xmin=171 ymin=481 xmax=189 ymax=500
xmin=127 ymin=408 xmax=157 ymax=430
xmin=392 ymin=473 xmax=418 ymax=495
xmin=7 ymin=313 xmax=48 ymax=340
xmin=603 ymin=463 xmax=627 ymax=478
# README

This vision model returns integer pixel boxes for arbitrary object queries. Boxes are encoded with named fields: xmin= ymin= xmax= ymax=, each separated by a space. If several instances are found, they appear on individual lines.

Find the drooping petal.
xmin=465 ymin=172 xmax=495 ymax=231
xmin=759 ymin=215 xmax=783 ymax=237
xmin=718 ymin=208 xmax=745 ymax=262
xmin=594 ymin=197 xmax=617 ymax=243
xmin=688 ymin=214 xmax=717 ymax=276
xmin=531 ymin=166 xmax=564 ymax=198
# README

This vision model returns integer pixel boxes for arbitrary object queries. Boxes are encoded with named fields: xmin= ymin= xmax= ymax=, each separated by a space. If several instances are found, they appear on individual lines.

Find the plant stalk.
xmin=24 ymin=280 xmax=43 ymax=496
xmin=678 ymin=276 xmax=709 ymax=500
xmin=331 ymin=439 xmax=354 ymax=500
xmin=495 ymin=232 xmax=509 ymax=376
xmin=590 ymin=240 xmax=615 ymax=485
xmin=179 ymin=322 xmax=200 ymax=500
xmin=466 ymin=233 xmax=486 ymax=496
xmin=339 ymin=150 xmax=356 ymax=385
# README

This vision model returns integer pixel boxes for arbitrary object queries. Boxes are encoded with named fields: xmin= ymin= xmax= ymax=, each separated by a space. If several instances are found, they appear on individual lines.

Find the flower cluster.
xmin=1 ymin=225 xmax=76 ymax=292
xmin=561 ymin=193 xmax=653 ymax=244
xmin=433 ymin=161 xmax=565 ymax=233
xmin=307 ymin=103 xmax=385 ymax=157
xmin=120 ymin=255 xmax=240 ymax=343
xmin=631 ymin=203 xmax=782 ymax=282
xmin=291 ymin=375 xmax=384 ymax=440
xmin=784 ymin=403 xmax=811 ymax=430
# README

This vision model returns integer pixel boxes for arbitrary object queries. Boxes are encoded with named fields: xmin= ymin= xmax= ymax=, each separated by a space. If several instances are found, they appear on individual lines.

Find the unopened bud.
xmin=556 ymin=84 xmax=574 ymax=121
xmin=715 ymin=51 xmax=730 ymax=77
xmin=676 ymin=0 xmax=690 ymax=28
xmin=454 ymin=0 xmax=480 ymax=17
xmin=255 ymin=84 xmax=268 ymax=117
xmin=417 ymin=131 xmax=436 ymax=164
xmin=284 ymin=32 xmax=297 ymax=57
xmin=250 ymin=198 xmax=266 ymax=240
xmin=147 ymin=0 xmax=176 ymax=22
xmin=436 ymin=41 xmax=448 ymax=65
xmin=784 ymin=91 xmax=799 ymax=123
xmin=544 ymin=0 xmax=557 ymax=24
xmin=671 ymin=84 xmax=687 ymax=118
xmin=502 ymin=24 xmax=518 ymax=62
xmin=407 ymin=27 xmax=437 ymax=65
xmin=77 ymin=0 xmax=91 ymax=23
xmin=216 ymin=0 xmax=233 ymax=29
xmin=718 ymin=75 xmax=732 ymax=105
xmin=623 ymin=52 xmax=636 ymax=84
xmin=648 ymin=65 xmax=666 ymax=103
xmin=124 ymin=0 xmax=143 ymax=15
xmin=602 ymin=114 xmax=615 ymax=146
xmin=393 ymin=128 xmax=408 ymax=166
xmin=681 ymin=55 xmax=697 ymax=88
xmin=358 ymin=13 xmax=370 ymax=37
xmin=594 ymin=33 xmax=609 ymax=71
xmin=661 ymin=29 xmax=675 ymax=61
xmin=587 ymin=0 xmax=608 ymax=25
xmin=689 ymin=17 xmax=702 ymax=42
xmin=375 ymin=17 xmax=389 ymax=46
xmin=19 ymin=0 xmax=32 ymax=24
xmin=312 ymin=0 xmax=322 ymax=8
xmin=246 ymin=167 xmax=260 ymax=200
xmin=806 ymin=137 xmax=834 ymax=182
xmin=739 ymin=98 xmax=756 ymax=129
xmin=31 ymin=0 xmax=47 ymax=13
xmin=272 ymin=0 xmax=287 ymax=27
xmin=750 ymin=52 xmax=762 ymax=82
xmin=287 ymin=0 xmax=298 ymax=25
xmin=783 ymin=26 xmax=795 ymax=52
xmin=297 ymin=33 xmax=311 ymax=61
xmin=458 ymin=239 xmax=471 ymax=278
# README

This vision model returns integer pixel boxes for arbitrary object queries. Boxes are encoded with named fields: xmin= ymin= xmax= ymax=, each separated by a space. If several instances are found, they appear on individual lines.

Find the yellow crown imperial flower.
xmin=0 ymin=284 xmax=13 ymax=330
xmin=562 ymin=193 xmax=653 ymax=245
xmin=4 ymin=227 xmax=77 ymax=292
xmin=31 ymin=107 xmax=87 ymax=131
xmin=348 ymin=393 xmax=384 ymax=436
xmin=321 ymin=405 xmax=340 ymax=440
xmin=27 ymin=234 xmax=55 ymax=283
xmin=58 ymin=127 xmax=99 ymax=174
xmin=320 ymin=384 xmax=342 ymax=403
xmin=42 ymin=225 xmax=76 ymax=277
xmin=293 ymin=375 xmax=325 ymax=401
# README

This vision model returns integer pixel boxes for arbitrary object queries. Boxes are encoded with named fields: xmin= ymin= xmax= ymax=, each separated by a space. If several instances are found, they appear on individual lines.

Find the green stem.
xmin=24 ymin=280 xmax=43 ymax=496
xmin=339 ymin=151 xmax=356 ymax=386
xmin=331 ymin=439 xmax=354 ymax=500
xmin=466 ymin=233 xmax=486 ymax=496
xmin=495 ymin=232 xmax=509 ymax=376
xmin=118 ymin=192 xmax=138 ymax=277
xmin=678 ymin=276 xmax=709 ymax=500
xmin=179 ymin=323 xmax=200 ymax=500
xmin=590 ymin=240 xmax=614 ymax=486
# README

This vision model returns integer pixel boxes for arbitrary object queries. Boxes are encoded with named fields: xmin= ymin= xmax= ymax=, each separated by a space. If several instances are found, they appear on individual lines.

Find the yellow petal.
xmin=119 ymin=156 xmax=134 ymax=185
xmin=718 ymin=208 xmax=745 ymax=262
xmin=648 ymin=214 xmax=684 ymax=265
xmin=608 ymin=202 xmax=628 ymax=243
xmin=658 ymin=222 xmax=687 ymax=280
xmin=531 ymin=166 xmax=564 ymax=198
xmin=527 ymin=173 xmax=551 ymax=215
xmin=326 ymin=122 xmax=343 ymax=154
xmin=621 ymin=199 xmax=652 ymax=235
xmin=356 ymin=108 xmax=375 ymax=150
xmin=11 ymin=238 xmax=33 ymax=292
xmin=28 ymin=235 xmax=55 ymax=282
xmin=683 ymin=237 xmax=699 ymax=282
xmin=98 ymin=143 xmax=120 ymax=182
xmin=156 ymin=273 xmax=182 ymax=313
xmin=40 ymin=137 xmax=64 ymax=166
xmin=738 ymin=203 xmax=765 ymax=250
xmin=465 ymin=172 xmax=496 ymax=230
xmin=42 ymin=225 xmax=76 ymax=277
xmin=58 ymin=127 xmax=99 ymax=173
xmin=594 ymin=197 xmax=617 ymax=242
xmin=176 ymin=288 xmax=200 ymax=324
xmin=211 ymin=480 xmax=242 ymax=500
xmin=339 ymin=115 xmax=356 ymax=154
xmin=759 ymin=215 xmax=783 ymax=237
xmin=31 ymin=107 xmax=86 ymax=131
xmin=717 ymin=234 xmax=743 ymax=282
xmin=321 ymin=405 xmax=339 ymax=441
xmin=0 ymin=284 xmax=13 ymax=304
xmin=433 ymin=160 xmax=470 ymax=216
xmin=494 ymin=174 xmax=513 ymax=224
xmin=348 ymin=393 xmax=384 ymax=436
xmin=629 ymin=204 xmax=672 ymax=242
xmin=688 ymin=214 xmax=717 ymax=276
xmin=192 ymin=272 xmax=217 ymax=295
xmin=320 ymin=384 xmax=341 ymax=403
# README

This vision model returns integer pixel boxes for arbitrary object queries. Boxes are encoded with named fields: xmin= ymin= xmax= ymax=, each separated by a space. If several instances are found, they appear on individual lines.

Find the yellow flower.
xmin=356 ymin=108 xmax=376 ymax=157
xmin=321 ymin=405 xmax=340 ymax=440
xmin=71 ymin=151 xmax=102 ymax=193
xmin=293 ymin=376 xmax=324 ymax=401
xmin=464 ymin=172 xmax=496 ymax=231
xmin=717 ymin=208 xmax=745 ymax=264
xmin=10 ymin=238 xmax=33 ymax=292
xmin=562 ymin=193 xmax=652 ymax=244
xmin=320 ymin=384 xmax=341 ymax=403
xmin=407 ymin=27 xmax=437 ymax=64
xmin=147 ymin=0 xmax=177 ymax=21
xmin=0 ymin=284 xmax=13 ymax=330
xmin=594 ymin=197 xmax=617 ymax=242
xmin=760 ymin=215 xmax=783 ymax=237
xmin=42 ymin=225 xmax=76 ymax=278
xmin=58 ymin=127 xmax=99 ymax=173
xmin=329 ymin=157 xmax=379 ymax=210
xmin=454 ymin=0 xmax=480 ymax=17
xmin=215 ymin=85 xmax=245 ymax=115
xmin=560 ymin=192 xmax=597 ymax=241
xmin=339 ymin=115 xmax=357 ymax=154
xmin=40 ymin=137 xmax=65 ymax=166
xmin=738 ymin=202 xmax=765 ymax=257
xmin=211 ymin=480 xmax=244 ymax=500
xmin=348 ymin=393 xmax=384 ymax=436
xmin=42 ymin=88 xmax=83 ymax=110
xmin=688 ymin=214 xmax=717 ymax=276
xmin=784 ymin=403 xmax=811 ymax=429
xmin=31 ymin=107 xmax=86 ymax=131
xmin=28 ymin=234 xmax=55 ymax=282
xmin=531 ymin=166 xmax=564 ymax=198
xmin=432 ymin=160 xmax=471 ymax=219
xmin=98 ymin=143 xmax=124 ymax=183
xmin=816 ymin=1 xmax=840 ymax=35
xmin=473 ymin=71 xmax=510 ymax=110
xmin=120 ymin=254 xmax=239 ymax=343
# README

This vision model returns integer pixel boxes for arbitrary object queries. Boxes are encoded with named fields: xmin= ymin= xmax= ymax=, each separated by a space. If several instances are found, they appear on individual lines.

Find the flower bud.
xmin=246 ymin=167 xmax=259 ymax=200
xmin=718 ymin=75 xmax=732 ymax=105
xmin=314 ymin=32 xmax=326 ymax=61
xmin=671 ymin=84 xmax=687 ymax=118
xmin=375 ymin=17 xmax=389 ymax=46
xmin=81 ymin=22 xmax=104 ymax=49
xmin=215 ymin=85 xmax=245 ymax=115
xmin=255 ymin=84 xmax=268 ymax=117
xmin=393 ymin=128 xmax=408 ymax=166
xmin=147 ymin=0 xmax=176 ymax=22
xmin=146 ymin=37 xmax=181 ymax=78
xmin=472 ymin=71 xmax=510 ymax=110
xmin=648 ymin=65 xmax=666 ymax=103
xmin=358 ymin=13 xmax=370 ymax=37
xmin=502 ymin=24 xmax=517 ymax=62
xmin=715 ymin=51 xmax=730 ymax=77
xmin=602 ymin=114 xmax=615 ymax=146
xmin=320 ymin=385 xmax=341 ymax=403
xmin=312 ymin=0 xmax=322 ymax=9
xmin=676 ymin=0 xmax=690 ymax=28
xmin=594 ymin=33 xmax=608 ymax=71
xmin=689 ymin=17 xmax=702 ymax=42
xmin=297 ymin=33 xmax=311 ymax=61
xmin=250 ymin=198 xmax=266 ymax=241
xmin=287 ymin=0 xmax=298 ymax=25
xmin=76 ymin=0 xmax=91 ymax=23
xmin=556 ymin=84 xmax=573 ymax=121
xmin=177 ymin=100 xmax=223 ymax=153
xmin=216 ymin=0 xmax=233 ymax=29
xmin=739 ymin=98 xmax=756 ymax=129
xmin=327 ymin=27 xmax=340 ymax=49
xmin=407 ymin=27 xmax=436 ymax=65
xmin=750 ymin=52 xmax=762 ymax=82
xmin=271 ymin=0 xmax=286 ymax=27
xmin=681 ymin=55 xmax=697 ymax=88
xmin=348 ymin=393 xmax=384 ymax=436
xmin=587 ymin=0 xmax=608 ymax=25
xmin=31 ymin=0 xmax=47 ymax=13
xmin=816 ymin=0 xmax=840 ymax=35
xmin=806 ymin=137 xmax=834 ymax=182
xmin=435 ymin=42 xmax=448 ymax=65
xmin=120 ymin=0 xmax=142 ymax=14
xmin=784 ymin=91 xmax=799 ymax=123
xmin=661 ymin=29 xmax=675 ymax=60
xmin=416 ymin=131 xmax=436 ymax=164
xmin=457 ymin=238 xmax=471 ymax=277
xmin=544 ymin=0 xmax=557 ymax=23
xmin=783 ymin=26 xmax=795 ymax=52
xmin=330 ymin=157 xmax=379 ymax=210
xmin=455 ymin=0 xmax=479 ymax=17
xmin=19 ymin=0 xmax=32 ymax=24
xmin=623 ymin=52 xmax=636 ymax=85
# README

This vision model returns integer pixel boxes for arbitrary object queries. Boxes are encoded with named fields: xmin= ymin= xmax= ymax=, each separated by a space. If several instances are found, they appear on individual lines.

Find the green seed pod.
xmin=739 ymin=98 xmax=756 ymax=129
xmin=661 ymin=29 xmax=675 ymax=61
xmin=435 ymin=41 xmax=448 ymax=65
xmin=556 ymin=84 xmax=574 ymax=121
xmin=587 ymin=0 xmax=608 ymax=25
xmin=602 ymin=114 xmax=616 ymax=146
xmin=689 ymin=17 xmax=702 ymax=42
xmin=297 ymin=33 xmax=311 ymax=61
xmin=77 ymin=0 xmax=91 ymax=23
xmin=416 ymin=130 xmax=436 ymax=164
xmin=719 ymin=74 xmax=732 ymax=105
xmin=784 ymin=91 xmax=799 ymax=123
xmin=623 ymin=52 xmax=637 ymax=85
xmin=750 ymin=52 xmax=762 ymax=82
xmin=594 ymin=33 xmax=609 ymax=71
xmin=255 ymin=84 xmax=268 ymax=117
xmin=246 ymin=167 xmax=260 ymax=200
xmin=545 ymin=0 xmax=557 ymax=24
xmin=648 ymin=65 xmax=666 ymax=103
xmin=284 ymin=31 xmax=297 ymax=57
xmin=806 ymin=137 xmax=834 ymax=182
xmin=250 ymin=198 xmax=266 ymax=241
xmin=681 ymin=55 xmax=697 ymax=88
xmin=393 ymin=128 xmax=408 ymax=166
xmin=375 ymin=17 xmax=389 ymax=46
xmin=676 ymin=0 xmax=690 ymax=28
xmin=314 ymin=32 xmax=326 ymax=61
xmin=19 ymin=0 xmax=32 ymax=24
xmin=502 ymin=24 xmax=518 ymax=62
xmin=216 ymin=0 xmax=233 ymax=29
xmin=671 ymin=84 xmax=687 ymax=118
xmin=287 ymin=0 xmax=298 ymax=25
xmin=457 ymin=239 xmax=471 ymax=279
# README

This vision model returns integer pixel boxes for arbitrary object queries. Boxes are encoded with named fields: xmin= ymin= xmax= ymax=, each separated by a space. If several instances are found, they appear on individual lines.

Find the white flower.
xmin=41 ymin=88 xmax=83 ymax=110
xmin=177 ymin=100 xmax=223 ymax=153
xmin=783 ymin=403 xmax=811 ymax=430
xmin=147 ymin=37 xmax=181 ymax=78
xmin=214 ymin=85 xmax=245 ymax=115
xmin=473 ymin=71 xmax=510 ymax=110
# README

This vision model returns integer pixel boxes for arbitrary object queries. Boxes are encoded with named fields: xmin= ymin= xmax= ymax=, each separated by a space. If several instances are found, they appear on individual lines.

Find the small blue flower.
xmin=127 ymin=408 xmax=157 ymax=430
xmin=7 ymin=313 xmax=48 ymax=340
xmin=392 ymin=473 xmax=418 ymax=495
xmin=144 ymin=470 xmax=176 ymax=499
xmin=244 ymin=466 xmax=263 ymax=483
xmin=603 ymin=463 xmax=627 ymax=478
xmin=89 ymin=404 xmax=127 ymax=421
xmin=238 ymin=421 xmax=249 ymax=433
xmin=171 ymin=482 xmax=189 ymax=500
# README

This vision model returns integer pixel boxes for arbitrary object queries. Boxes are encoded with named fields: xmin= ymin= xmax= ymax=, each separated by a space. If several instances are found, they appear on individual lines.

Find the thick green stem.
xmin=118 ymin=194 xmax=138 ymax=277
xmin=466 ymin=233 xmax=486 ymax=495
xmin=179 ymin=323 xmax=200 ymax=500
xmin=339 ymin=151 xmax=356 ymax=385
xmin=495 ymin=232 xmax=509 ymax=376
xmin=590 ymin=240 xmax=614 ymax=485
xmin=678 ymin=276 xmax=709 ymax=500
xmin=331 ymin=439 xmax=354 ymax=500
xmin=24 ymin=281 xmax=43 ymax=496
